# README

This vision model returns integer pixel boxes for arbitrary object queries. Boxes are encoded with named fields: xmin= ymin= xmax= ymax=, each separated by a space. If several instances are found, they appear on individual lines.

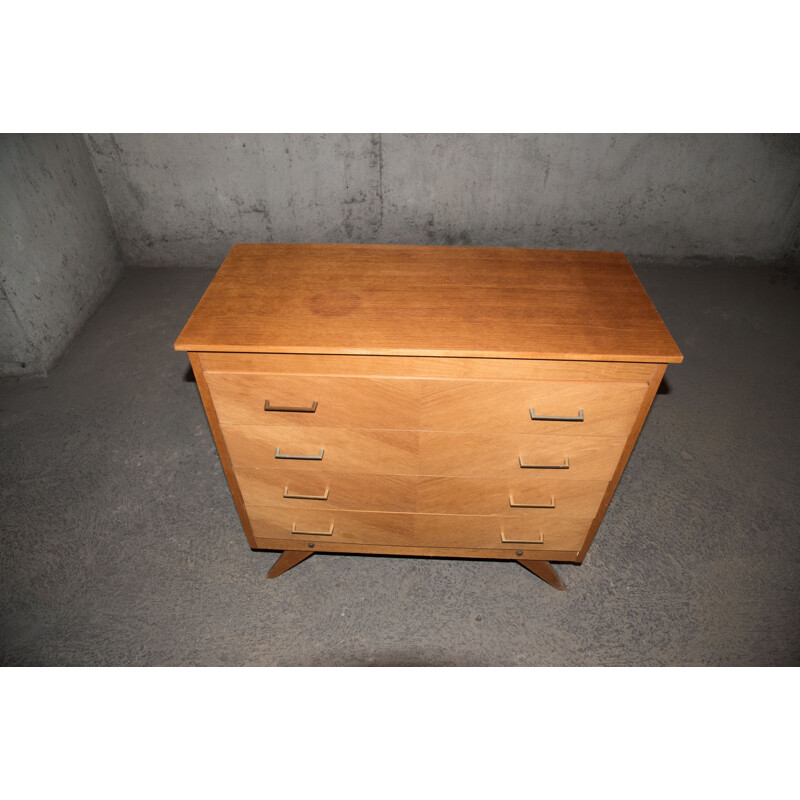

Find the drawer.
xmin=419 ymin=379 xmax=648 ymax=436
xmin=206 ymin=373 xmax=418 ymax=429
xmin=205 ymin=372 xmax=648 ymax=437
xmin=419 ymin=432 xmax=626 ymax=480
xmin=237 ymin=469 xmax=419 ymax=513
xmin=415 ymin=476 xmax=608 ymax=517
xmin=248 ymin=506 xmax=588 ymax=551
xmin=221 ymin=425 xmax=419 ymax=475
xmin=236 ymin=469 xmax=607 ymax=518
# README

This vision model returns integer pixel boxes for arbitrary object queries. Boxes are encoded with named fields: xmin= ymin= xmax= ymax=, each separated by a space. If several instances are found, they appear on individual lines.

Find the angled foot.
xmin=267 ymin=550 xmax=314 ymax=579
xmin=518 ymin=559 xmax=566 ymax=591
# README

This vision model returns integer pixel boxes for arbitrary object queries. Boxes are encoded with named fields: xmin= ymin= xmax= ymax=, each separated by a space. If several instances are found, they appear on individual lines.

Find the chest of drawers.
xmin=175 ymin=244 xmax=682 ymax=589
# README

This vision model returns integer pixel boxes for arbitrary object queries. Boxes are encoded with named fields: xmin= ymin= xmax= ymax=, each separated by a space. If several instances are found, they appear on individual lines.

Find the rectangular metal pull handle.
xmin=509 ymin=494 xmax=555 ymax=509
xmin=283 ymin=486 xmax=330 ymax=501
xmin=265 ymin=400 xmax=318 ymax=413
xmin=291 ymin=522 xmax=334 ymax=536
xmin=519 ymin=456 xmax=570 ymax=470
xmin=500 ymin=531 xmax=544 ymax=544
xmin=530 ymin=408 xmax=584 ymax=422
xmin=274 ymin=447 xmax=325 ymax=461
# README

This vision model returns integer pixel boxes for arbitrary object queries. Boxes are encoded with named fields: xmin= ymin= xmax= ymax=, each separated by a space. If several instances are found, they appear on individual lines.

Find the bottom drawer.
xmin=247 ymin=506 xmax=589 ymax=551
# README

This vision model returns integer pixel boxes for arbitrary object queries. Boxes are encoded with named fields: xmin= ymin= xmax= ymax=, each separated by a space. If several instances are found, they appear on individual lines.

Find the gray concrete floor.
xmin=1 ymin=261 xmax=798 ymax=666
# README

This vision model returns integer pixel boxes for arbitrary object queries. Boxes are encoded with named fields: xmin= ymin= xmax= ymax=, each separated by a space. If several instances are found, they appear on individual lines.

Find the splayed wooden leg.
xmin=518 ymin=559 xmax=566 ymax=591
xmin=267 ymin=550 xmax=314 ymax=579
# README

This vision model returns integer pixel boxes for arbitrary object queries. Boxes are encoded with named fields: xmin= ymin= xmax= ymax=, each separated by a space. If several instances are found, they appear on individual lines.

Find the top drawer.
xmin=419 ymin=380 xmax=649 ymax=437
xmin=204 ymin=373 xmax=419 ymax=429
xmin=204 ymin=370 xmax=650 ymax=438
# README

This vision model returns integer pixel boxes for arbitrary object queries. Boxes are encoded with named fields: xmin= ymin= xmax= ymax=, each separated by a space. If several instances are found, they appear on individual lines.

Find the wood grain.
xmin=187 ymin=353 xmax=258 ymax=549
xmin=418 ymin=432 xmax=627 ymax=480
xmin=252 ymin=539 xmax=577 ymax=563
xmin=200 ymin=352 xmax=659 ymax=383
xmin=419 ymin=379 xmax=648 ymax=436
xmin=220 ymin=424 xmax=629 ymax=482
xmin=220 ymin=425 xmax=419 ymax=475
xmin=518 ymin=560 xmax=566 ymax=590
xmin=176 ymin=244 xmax=681 ymax=588
xmin=576 ymin=363 xmax=668 ymax=562
xmin=175 ymin=244 xmax=683 ymax=363
xmin=206 ymin=370 xmax=648 ymax=435
xmin=266 ymin=550 xmax=313 ymax=579
xmin=235 ymin=468 xmax=608 ymax=517
xmin=414 ymin=476 xmax=608 ymax=517
xmin=205 ymin=372 xmax=419 ymax=429
xmin=247 ymin=506 xmax=589 ymax=551
xmin=237 ymin=469 xmax=418 ymax=513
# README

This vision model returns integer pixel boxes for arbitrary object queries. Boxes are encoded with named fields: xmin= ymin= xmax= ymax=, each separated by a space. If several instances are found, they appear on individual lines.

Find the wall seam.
xmin=0 ymin=271 xmax=44 ymax=373
xmin=82 ymin=133 xmax=128 ymax=269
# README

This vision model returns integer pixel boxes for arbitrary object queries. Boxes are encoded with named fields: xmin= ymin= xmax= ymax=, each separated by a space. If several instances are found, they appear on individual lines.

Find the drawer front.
xmin=248 ymin=506 xmax=588 ymax=551
xmin=205 ymin=372 xmax=648 ymax=437
xmin=221 ymin=425 xmax=419 ymax=475
xmin=236 ymin=469 xmax=607 ymax=518
xmin=206 ymin=373 xmax=418 ymax=429
xmin=414 ymin=476 xmax=608 ymax=517
xmin=237 ymin=469 xmax=419 ymax=513
xmin=419 ymin=432 xmax=626 ymax=481
xmin=419 ymin=379 xmax=648 ymax=436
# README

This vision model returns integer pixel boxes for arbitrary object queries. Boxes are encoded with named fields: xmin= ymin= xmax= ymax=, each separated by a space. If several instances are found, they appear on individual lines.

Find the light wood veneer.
xmin=176 ymin=243 xmax=681 ymax=589
xmin=235 ymin=470 xmax=610 ymax=517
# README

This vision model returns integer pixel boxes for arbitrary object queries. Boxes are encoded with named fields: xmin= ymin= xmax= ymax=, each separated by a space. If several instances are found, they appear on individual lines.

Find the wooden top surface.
xmin=174 ymin=243 xmax=683 ymax=363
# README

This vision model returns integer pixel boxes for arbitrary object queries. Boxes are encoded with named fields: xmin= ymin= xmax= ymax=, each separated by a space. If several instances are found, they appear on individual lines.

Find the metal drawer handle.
xmin=265 ymin=400 xmax=318 ymax=413
xmin=530 ymin=408 xmax=584 ymax=422
xmin=284 ymin=486 xmax=330 ymax=501
xmin=274 ymin=448 xmax=325 ymax=461
xmin=509 ymin=494 xmax=555 ymax=509
xmin=291 ymin=522 xmax=334 ymax=536
xmin=500 ymin=531 xmax=544 ymax=544
xmin=519 ymin=456 xmax=570 ymax=470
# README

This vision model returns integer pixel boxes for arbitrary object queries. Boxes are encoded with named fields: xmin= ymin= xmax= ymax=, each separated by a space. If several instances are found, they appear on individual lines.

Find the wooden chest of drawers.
xmin=175 ymin=244 xmax=682 ymax=589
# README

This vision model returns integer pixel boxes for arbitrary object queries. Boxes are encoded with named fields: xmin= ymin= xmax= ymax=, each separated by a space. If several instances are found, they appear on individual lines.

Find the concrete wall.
xmin=85 ymin=133 xmax=800 ymax=268
xmin=2 ymin=132 xmax=796 ymax=377
xmin=0 ymin=135 xmax=124 ymax=377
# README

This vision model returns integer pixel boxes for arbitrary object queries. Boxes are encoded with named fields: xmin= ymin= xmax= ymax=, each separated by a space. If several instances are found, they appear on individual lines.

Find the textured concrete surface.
xmin=1 ymin=260 xmax=798 ymax=666
xmin=85 ymin=133 xmax=800 ymax=268
xmin=0 ymin=135 xmax=124 ymax=377
xmin=4 ymin=134 xmax=796 ymax=379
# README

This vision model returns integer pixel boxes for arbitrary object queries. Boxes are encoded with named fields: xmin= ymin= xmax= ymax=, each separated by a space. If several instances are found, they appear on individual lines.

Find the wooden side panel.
xmin=576 ymin=363 xmax=669 ymax=561
xmin=187 ymin=353 xmax=257 ymax=548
